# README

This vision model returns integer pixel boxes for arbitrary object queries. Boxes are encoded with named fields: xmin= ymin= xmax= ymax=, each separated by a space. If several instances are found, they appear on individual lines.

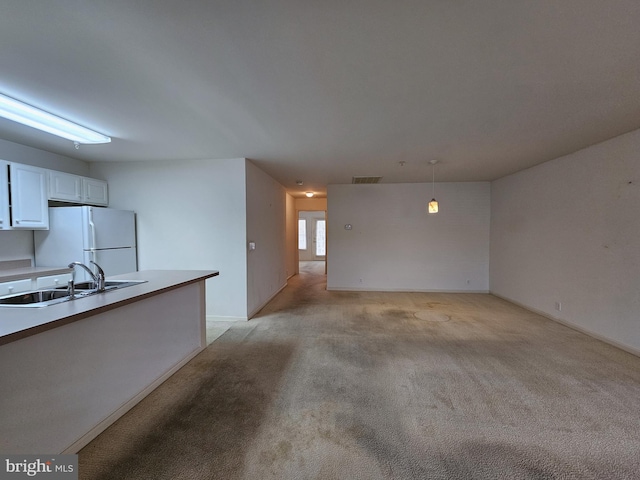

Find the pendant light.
xmin=428 ymin=160 xmax=439 ymax=213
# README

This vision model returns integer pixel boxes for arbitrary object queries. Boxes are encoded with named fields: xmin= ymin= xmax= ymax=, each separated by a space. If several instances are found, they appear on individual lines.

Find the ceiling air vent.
xmin=352 ymin=176 xmax=382 ymax=184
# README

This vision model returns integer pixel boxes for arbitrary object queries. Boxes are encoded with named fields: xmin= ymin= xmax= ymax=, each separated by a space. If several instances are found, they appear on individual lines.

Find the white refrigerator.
xmin=34 ymin=206 xmax=137 ymax=282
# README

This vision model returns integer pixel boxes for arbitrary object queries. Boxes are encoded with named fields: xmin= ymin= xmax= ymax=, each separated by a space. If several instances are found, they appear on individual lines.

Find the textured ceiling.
xmin=1 ymin=0 xmax=639 ymax=197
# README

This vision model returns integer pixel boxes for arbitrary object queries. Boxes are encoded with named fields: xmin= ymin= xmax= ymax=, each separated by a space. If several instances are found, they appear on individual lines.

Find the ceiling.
xmin=1 ymin=1 xmax=639 ymax=197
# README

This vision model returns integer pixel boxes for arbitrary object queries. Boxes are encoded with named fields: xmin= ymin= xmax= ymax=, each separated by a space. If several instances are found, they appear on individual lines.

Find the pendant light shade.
xmin=428 ymin=160 xmax=439 ymax=214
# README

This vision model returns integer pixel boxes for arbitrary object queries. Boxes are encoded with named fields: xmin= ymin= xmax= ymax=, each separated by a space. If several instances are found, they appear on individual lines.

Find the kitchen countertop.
xmin=0 ymin=270 xmax=219 ymax=346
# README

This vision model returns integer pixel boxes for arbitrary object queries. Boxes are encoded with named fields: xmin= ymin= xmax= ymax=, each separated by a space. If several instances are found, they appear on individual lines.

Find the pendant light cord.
xmin=431 ymin=164 xmax=435 ymax=197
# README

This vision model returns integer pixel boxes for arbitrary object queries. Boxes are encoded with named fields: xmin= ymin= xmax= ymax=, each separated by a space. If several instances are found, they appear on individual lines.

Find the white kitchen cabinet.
xmin=48 ymin=170 xmax=108 ymax=206
xmin=83 ymin=177 xmax=108 ymax=205
xmin=0 ymin=278 xmax=32 ymax=296
xmin=0 ymin=161 xmax=9 ymax=230
xmin=9 ymin=163 xmax=49 ymax=230
xmin=49 ymin=170 xmax=83 ymax=203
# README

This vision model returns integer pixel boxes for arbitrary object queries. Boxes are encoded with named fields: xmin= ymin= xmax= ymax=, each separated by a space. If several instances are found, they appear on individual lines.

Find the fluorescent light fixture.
xmin=0 ymin=93 xmax=111 ymax=144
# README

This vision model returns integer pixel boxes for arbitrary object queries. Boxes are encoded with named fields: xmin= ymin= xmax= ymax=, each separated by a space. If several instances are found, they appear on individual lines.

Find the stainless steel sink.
xmin=57 ymin=279 xmax=147 ymax=291
xmin=0 ymin=289 xmax=79 ymax=307
xmin=0 ymin=280 xmax=147 ymax=308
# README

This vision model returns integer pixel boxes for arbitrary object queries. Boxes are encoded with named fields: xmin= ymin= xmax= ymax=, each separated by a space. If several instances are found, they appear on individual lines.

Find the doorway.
xmin=298 ymin=210 xmax=326 ymax=273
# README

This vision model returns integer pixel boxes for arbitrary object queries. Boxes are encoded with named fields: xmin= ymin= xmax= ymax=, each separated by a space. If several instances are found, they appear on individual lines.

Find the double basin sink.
xmin=0 ymin=280 xmax=147 ymax=308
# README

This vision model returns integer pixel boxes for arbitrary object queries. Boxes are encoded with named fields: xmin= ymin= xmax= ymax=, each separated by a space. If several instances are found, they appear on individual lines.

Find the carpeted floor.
xmin=79 ymin=261 xmax=640 ymax=479
xmin=205 ymin=321 xmax=232 ymax=346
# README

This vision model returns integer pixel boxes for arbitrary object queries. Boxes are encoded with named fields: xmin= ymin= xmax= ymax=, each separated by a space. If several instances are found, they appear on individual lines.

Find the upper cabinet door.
xmin=10 ymin=163 xmax=49 ymax=229
xmin=47 ymin=170 xmax=109 ymax=206
xmin=83 ymin=178 xmax=108 ymax=206
xmin=0 ymin=161 xmax=9 ymax=229
xmin=49 ymin=171 xmax=83 ymax=202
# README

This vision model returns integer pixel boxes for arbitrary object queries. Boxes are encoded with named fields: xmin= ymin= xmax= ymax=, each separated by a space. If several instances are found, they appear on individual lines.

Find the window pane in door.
xmin=298 ymin=219 xmax=307 ymax=250
xmin=315 ymin=220 xmax=326 ymax=256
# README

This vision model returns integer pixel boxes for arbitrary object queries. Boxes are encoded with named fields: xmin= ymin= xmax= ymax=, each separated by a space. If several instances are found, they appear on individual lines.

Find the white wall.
xmin=0 ymin=139 xmax=90 ymax=263
xmin=245 ymin=160 xmax=287 ymax=317
xmin=90 ymin=158 xmax=248 ymax=320
xmin=491 ymin=129 xmax=640 ymax=354
xmin=0 ymin=139 xmax=89 ymax=175
xmin=327 ymin=182 xmax=490 ymax=291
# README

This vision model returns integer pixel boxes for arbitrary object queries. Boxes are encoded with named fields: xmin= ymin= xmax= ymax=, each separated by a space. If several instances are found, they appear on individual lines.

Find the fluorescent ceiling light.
xmin=0 ymin=93 xmax=111 ymax=144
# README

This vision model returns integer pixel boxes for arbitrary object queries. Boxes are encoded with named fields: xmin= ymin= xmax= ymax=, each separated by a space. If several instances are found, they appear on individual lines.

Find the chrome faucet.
xmin=68 ymin=261 xmax=106 ymax=292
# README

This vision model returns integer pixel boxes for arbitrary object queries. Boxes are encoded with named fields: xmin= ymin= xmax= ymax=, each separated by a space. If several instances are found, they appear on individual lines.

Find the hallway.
xmin=80 ymin=266 xmax=640 ymax=479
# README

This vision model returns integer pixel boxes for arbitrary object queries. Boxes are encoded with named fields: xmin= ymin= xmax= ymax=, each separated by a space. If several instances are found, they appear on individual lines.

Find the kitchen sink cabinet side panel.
xmin=0 ymin=281 xmax=205 ymax=454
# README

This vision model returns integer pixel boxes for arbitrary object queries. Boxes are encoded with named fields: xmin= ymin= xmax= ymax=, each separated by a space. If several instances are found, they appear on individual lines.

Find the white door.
xmin=298 ymin=211 xmax=326 ymax=261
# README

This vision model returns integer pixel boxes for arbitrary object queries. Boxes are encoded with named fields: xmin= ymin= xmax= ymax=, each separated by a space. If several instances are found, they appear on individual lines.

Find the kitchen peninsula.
xmin=0 ymin=269 xmax=218 ymax=454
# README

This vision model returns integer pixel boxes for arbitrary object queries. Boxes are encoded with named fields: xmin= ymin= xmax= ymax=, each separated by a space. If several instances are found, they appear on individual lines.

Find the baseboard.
xmin=248 ymin=282 xmax=288 ymax=319
xmin=327 ymin=286 xmax=490 ymax=293
xmin=62 ymin=344 xmax=205 ymax=454
xmin=490 ymin=292 xmax=640 ymax=359
xmin=206 ymin=315 xmax=248 ymax=322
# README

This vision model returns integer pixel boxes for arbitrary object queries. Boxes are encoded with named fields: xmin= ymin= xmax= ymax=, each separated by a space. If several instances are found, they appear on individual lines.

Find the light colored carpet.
xmin=79 ymin=261 xmax=640 ymax=479
xmin=206 ymin=321 xmax=233 ymax=345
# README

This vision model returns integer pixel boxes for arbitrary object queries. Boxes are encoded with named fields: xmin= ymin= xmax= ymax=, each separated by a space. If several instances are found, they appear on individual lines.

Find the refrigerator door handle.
xmin=88 ymin=207 xmax=97 ymax=252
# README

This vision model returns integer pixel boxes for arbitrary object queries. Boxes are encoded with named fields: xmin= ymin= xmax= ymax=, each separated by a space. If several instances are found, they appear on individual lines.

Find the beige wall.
xmin=295 ymin=197 xmax=327 ymax=211
xmin=90 ymin=158 xmax=248 ymax=320
xmin=491 ymin=128 xmax=640 ymax=354
xmin=91 ymin=158 xmax=289 ymax=321
xmin=327 ymin=183 xmax=490 ymax=291
xmin=245 ymin=160 xmax=287 ymax=317
xmin=285 ymin=194 xmax=297 ymax=278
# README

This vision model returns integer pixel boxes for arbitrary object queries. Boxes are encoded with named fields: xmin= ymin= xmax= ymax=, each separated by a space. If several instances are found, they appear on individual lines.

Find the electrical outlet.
xmin=555 ymin=301 xmax=562 ymax=312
